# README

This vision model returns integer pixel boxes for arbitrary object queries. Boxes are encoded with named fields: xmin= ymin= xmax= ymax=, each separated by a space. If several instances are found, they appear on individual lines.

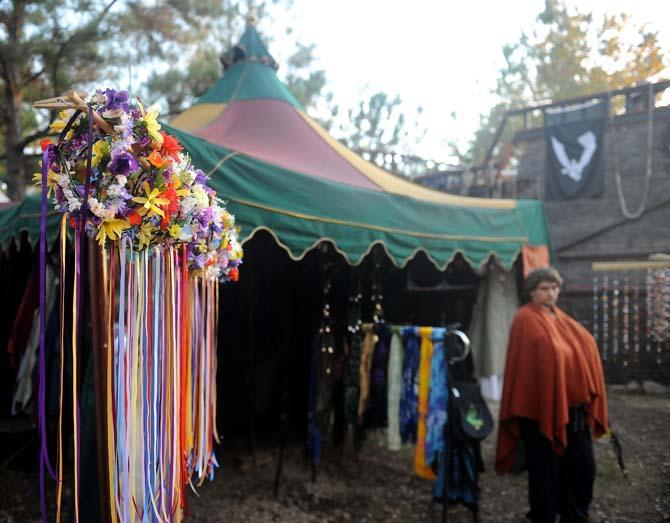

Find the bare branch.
xmin=17 ymin=126 xmax=52 ymax=151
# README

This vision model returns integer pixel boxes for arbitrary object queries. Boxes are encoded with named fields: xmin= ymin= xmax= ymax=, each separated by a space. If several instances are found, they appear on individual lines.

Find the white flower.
xmin=115 ymin=175 xmax=127 ymax=186
xmin=180 ymin=196 xmax=196 ymax=215
xmin=191 ymin=186 xmax=209 ymax=211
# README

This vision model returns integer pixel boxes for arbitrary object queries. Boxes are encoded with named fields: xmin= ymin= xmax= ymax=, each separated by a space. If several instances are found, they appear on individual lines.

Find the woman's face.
xmin=530 ymin=280 xmax=560 ymax=308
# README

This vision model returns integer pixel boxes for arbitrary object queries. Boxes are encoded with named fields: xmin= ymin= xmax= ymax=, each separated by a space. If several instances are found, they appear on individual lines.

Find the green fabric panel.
xmin=172 ymin=127 xmax=548 ymax=269
xmin=0 ymin=129 xmax=551 ymax=268
xmin=0 ymin=195 xmax=62 ymax=249
xmin=196 ymin=61 xmax=302 ymax=108
xmin=236 ymin=25 xmax=275 ymax=62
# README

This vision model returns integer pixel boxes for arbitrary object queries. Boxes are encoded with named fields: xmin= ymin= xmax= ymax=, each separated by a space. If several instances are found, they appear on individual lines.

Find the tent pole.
xmin=247 ymin=274 xmax=257 ymax=466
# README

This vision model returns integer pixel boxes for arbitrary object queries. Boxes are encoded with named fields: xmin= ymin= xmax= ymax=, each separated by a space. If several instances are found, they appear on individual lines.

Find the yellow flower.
xmin=91 ymin=139 xmax=110 ymax=167
xmin=95 ymin=218 xmax=130 ymax=247
xmin=141 ymin=106 xmax=163 ymax=145
xmin=131 ymin=181 xmax=169 ymax=218
xmin=137 ymin=222 xmax=155 ymax=249
xmin=168 ymin=223 xmax=182 ymax=239
xmin=49 ymin=110 xmax=74 ymax=133
xmin=32 ymin=169 xmax=60 ymax=197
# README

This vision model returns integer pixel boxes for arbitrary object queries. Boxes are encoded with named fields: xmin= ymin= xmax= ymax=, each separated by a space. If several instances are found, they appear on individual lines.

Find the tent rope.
xmin=609 ymin=83 xmax=654 ymax=220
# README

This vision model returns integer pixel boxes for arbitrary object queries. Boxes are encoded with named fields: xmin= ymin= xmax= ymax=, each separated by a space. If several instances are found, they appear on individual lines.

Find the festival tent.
xmin=0 ymin=22 xmax=552 ymax=269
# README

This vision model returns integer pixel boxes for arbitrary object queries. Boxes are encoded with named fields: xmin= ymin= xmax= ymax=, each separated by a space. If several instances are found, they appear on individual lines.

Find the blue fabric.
xmin=365 ymin=324 xmax=391 ymax=428
xmin=399 ymin=327 xmax=420 ymax=443
xmin=306 ymin=330 xmax=322 ymax=465
xmin=425 ymin=327 xmax=447 ymax=466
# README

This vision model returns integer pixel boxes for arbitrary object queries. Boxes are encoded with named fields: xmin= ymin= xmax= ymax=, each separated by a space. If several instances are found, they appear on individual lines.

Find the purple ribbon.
xmin=39 ymin=145 xmax=57 ymax=523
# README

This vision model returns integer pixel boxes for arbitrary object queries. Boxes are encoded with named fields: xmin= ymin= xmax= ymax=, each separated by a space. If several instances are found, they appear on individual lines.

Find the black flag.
xmin=545 ymin=101 xmax=606 ymax=200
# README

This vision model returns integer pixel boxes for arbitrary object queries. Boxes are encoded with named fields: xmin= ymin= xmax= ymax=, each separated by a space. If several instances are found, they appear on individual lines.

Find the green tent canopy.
xmin=0 ymin=23 xmax=552 ymax=270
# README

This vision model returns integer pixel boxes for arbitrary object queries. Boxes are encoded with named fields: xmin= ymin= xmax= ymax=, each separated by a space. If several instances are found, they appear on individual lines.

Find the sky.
xmin=268 ymin=1 xmax=670 ymax=164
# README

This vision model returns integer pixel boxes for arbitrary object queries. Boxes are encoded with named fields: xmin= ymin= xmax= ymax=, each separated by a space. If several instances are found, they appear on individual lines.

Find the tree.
xmin=146 ymin=6 xmax=327 ymax=116
xmin=0 ymin=0 xmax=325 ymax=200
xmin=0 ymin=0 xmax=233 ymax=200
xmin=457 ymin=0 xmax=667 ymax=165
xmin=328 ymin=89 xmax=427 ymax=176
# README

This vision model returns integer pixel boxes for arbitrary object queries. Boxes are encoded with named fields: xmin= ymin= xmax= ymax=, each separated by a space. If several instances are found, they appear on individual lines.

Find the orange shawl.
xmin=495 ymin=303 xmax=608 ymax=475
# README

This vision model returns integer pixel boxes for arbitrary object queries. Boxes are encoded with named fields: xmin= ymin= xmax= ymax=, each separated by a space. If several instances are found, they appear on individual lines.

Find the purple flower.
xmin=188 ymin=252 xmax=206 ymax=269
xmin=105 ymin=89 xmax=130 ymax=112
xmin=108 ymin=152 xmax=138 ymax=177
xmin=194 ymin=169 xmax=208 ymax=185
xmin=198 ymin=207 xmax=214 ymax=226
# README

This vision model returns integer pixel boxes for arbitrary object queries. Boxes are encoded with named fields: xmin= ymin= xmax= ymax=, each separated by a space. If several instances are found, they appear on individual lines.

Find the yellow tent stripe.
xmin=296 ymin=109 xmax=516 ymax=210
xmin=169 ymin=104 xmax=226 ymax=133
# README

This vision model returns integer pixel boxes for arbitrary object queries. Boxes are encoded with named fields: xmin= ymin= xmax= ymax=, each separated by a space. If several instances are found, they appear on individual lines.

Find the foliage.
xmin=457 ymin=0 xmax=668 ymax=165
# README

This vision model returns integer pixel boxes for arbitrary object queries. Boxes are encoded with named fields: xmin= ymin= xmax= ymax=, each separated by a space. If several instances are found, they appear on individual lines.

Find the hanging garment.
xmin=12 ymin=265 xmax=57 ymax=414
xmin=364 ymin=323 xmax=391 ymax=429
xmin=425 ymin=327 xmax=447 ymax=467
xmin=357 ymin=325 xmax=376 ymax=422
xmin=399 ymin=326 xmax=420 ymax=444
xmin=495 ymin=303 xmax=609 ymax=475
xmin=386 ymin=327 xmax=404 ymax=451
xmin=522 ymin=245 xmax=550 ymax=277
xmin=307 ymin=325 xmax=337 ymax=465
xmin=6 ymin=264 xmax=40 ymax=370
xmin=468 ymin=263 xmax=519 ymax=400
xmin=414 ymin=327 xmax=437 ymax=480
xmin=343 ymin=333 xmax=362 ymax=430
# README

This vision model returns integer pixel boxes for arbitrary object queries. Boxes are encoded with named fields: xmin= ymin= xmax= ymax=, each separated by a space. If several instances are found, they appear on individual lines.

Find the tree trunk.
xmin=4 ymin=82 xmax=25 ymax=201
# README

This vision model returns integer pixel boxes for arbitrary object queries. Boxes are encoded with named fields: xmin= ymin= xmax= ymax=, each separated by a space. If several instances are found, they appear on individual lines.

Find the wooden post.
xmin=87 ymin=239 xmax=110 ymax=523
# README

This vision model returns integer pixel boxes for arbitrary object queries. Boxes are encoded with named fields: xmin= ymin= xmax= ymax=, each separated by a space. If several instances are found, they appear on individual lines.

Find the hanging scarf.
xmin=357 ymin=325 xmax=376 ymax=421
xmin=364 ymin=323 xmax=391 ymax=429
xmin=425 ymin=327 xmax=447 ymax=466
xmin=399 ymin=326 xmax=420 ymax=444
xmin=386 ymin=327 xmax=404 ymax=450
xmin=414 ymin=327 xmax=436 ymax=480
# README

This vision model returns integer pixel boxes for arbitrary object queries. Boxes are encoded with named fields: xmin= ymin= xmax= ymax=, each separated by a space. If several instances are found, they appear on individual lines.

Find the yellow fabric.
xmin=297 ymin=109 xmax=516 ymax=209
xmin=414 ymin=327 xmax=437 ymax=479
xmin=169 ymin=103 xmax=226 ymax=132
xmin=358 ymin=326 xmax=377 ymax=421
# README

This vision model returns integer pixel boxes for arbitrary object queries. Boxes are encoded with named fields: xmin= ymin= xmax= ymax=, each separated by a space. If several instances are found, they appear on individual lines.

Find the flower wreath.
xmin=36 ymin=89 xmax=242 ymax=281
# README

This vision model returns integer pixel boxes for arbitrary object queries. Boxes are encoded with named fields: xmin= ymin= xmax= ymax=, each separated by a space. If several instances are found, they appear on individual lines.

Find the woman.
xmin=496 ymin=267 xmax=608 ymax=523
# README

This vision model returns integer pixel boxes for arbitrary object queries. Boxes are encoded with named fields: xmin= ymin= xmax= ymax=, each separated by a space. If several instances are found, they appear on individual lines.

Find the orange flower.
xmin=40 ymin=139 xmax=53 ymax=151
xmin=160 ymin=131 xmax=183 ymax=160
xmin=127 ymin=211 xmax=142 ymax=226
xmin=147 ymin=150 xmax=167 ymax=168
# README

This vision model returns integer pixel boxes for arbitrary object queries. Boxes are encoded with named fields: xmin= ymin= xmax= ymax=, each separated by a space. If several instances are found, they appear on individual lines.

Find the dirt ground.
xmin=1 ymin=390 xmax=669 ymax=522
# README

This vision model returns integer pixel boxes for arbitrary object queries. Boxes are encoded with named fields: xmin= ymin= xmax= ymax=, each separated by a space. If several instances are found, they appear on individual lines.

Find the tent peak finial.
xmin=246 ymin=4 xmax=259 ymax=27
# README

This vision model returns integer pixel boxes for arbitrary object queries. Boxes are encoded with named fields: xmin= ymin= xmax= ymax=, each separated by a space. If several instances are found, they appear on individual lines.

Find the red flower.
xmin=229 ymin=267 xmax=239 ymax=282
xmin=160 ymin=184 xmax=180 ymax=215
xmin=160 ymin=214 xmax=170 ymax=230
xmin=40 ymin=139 xmax=53 ymax=151
xmin=128 ymin=211 xmax=142 ymax=226
xmin=160 ymin=131 xmax=183 ymax=160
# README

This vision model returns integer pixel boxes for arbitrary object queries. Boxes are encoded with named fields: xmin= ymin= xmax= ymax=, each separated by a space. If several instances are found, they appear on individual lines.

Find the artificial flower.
xmin=95 ymin=218 xmax=130 ymax=246
xmin=109 ymin=152 xmax=138 ymax=177
xmin=141 ymin=106 xmax=163 ymax=145
xmin=91 ymin=139 xmax=110 ymax=167
xmin=132 ymin=181 xmax=169 ymax=217
xmin=147 ymin=150 xmax=167 ymax=169
xmin=160 ymin=132 xmax=183 ymax=160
